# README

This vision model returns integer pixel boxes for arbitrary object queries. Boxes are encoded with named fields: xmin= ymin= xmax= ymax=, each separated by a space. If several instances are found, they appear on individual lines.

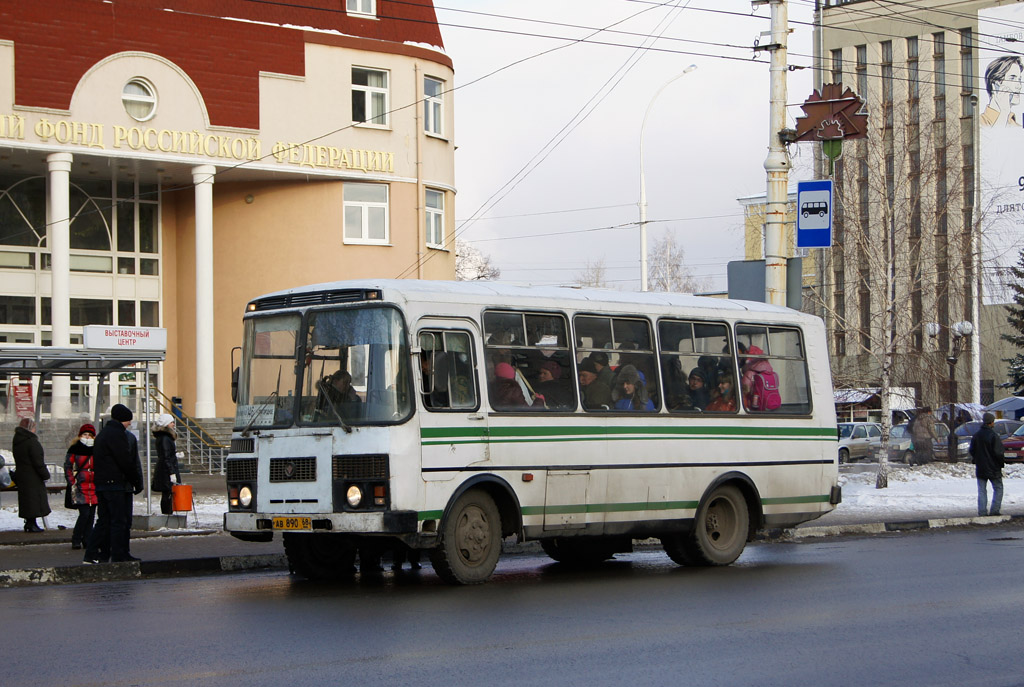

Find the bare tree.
xmin=806 ymin=80 xmax=982 ymax=488
xmin=574 ymin=258 xmax=609 ymax=288
xmin=647 ymin=233 xmax=710 ymax=293
xmin=455 ymin=240 xmax=501 ymax=281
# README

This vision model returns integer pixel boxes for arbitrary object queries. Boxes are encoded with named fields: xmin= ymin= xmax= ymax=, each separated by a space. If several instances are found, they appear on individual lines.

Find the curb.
xmin=790 ymin=514 xmax=1013 ymax=539
xmin=0 ymin=553 xmax=287 ymax=589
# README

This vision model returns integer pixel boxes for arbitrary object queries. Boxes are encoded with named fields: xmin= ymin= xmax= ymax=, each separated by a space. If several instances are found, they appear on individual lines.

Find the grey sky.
xmin=436 ymin=0 xmax=816 ymax=290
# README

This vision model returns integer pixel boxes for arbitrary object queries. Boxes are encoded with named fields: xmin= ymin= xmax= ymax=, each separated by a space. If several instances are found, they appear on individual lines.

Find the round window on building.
xmin=122 ymin=78 xmax=157 ymax=121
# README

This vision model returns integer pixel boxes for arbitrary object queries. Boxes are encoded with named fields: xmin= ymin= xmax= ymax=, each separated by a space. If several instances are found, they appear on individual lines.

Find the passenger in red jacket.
xmin=64 ymin=423 xmax=97 ymax=550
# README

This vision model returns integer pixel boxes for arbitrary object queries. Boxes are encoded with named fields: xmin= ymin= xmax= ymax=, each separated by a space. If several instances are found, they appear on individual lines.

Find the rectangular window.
xmin=961 ymin=28 xmax=974 ymax=116
xmin=347 ymin=0 xmax=375 ymax=16
xmin=70 ymin=298 xmax=113 ymax=326
xmin=419 ymin=330 xmax=478 ymax=411
xmin=658 ymin=319 xmax=732 ymax=413
xmin=736 ymin=324 xmax=812 ymax=415
xmin=424 ymin=77 xmax=444 ymax=136
xmin=118 ymin=300 xmax=136 ymax=327
xmin=352 ymin=67 xmax=389 ymax=126
xmin=70 ymin=254 xmax=113 ymax=273
xmin=881 ymin=41 xmax=893 ymax=129
xmin=483 ymin=310 xmax=574 ymax=411
xmin=934 ymin=32 xmax=946 ymax=117
xmin=0 ymin=251 xmax=34 ymax=269
xmin=831 ymin=48 xmax=843 ymax=84
xmin=425 ymin=189 xmax=444 ymax=248
xmin=574 ymin=314 xmax=659 ymax=412
xmin=343 ymin=183 xmax=389 ymax=244
xmin=140 ymin=301 xmax=159 ymax=327
xmin=856 ymin=45 xmax=867 ymax=113
xmin=0 ymin=295 xmax=35 ymax=324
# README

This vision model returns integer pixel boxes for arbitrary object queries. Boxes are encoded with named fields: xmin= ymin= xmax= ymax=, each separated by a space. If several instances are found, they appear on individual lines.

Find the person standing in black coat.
xmin=151 ymin=413 xmax=182 ymax=515
xmin=970 ymin=412 xmax=1006 ymax=516
xmin=83 ymin=404 xmax=144 ymax=564
xmin=12 ymin=417 xmax=50 ymax=532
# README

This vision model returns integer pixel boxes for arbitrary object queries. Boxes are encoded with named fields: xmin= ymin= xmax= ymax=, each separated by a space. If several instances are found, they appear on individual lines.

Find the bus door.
xmin=416 ymin=323 xmax=488 ymax=477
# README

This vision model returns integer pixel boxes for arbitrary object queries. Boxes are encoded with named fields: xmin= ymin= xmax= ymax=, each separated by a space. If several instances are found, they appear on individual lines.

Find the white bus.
xmin=224 ymin=280 xmax=840 ymax=584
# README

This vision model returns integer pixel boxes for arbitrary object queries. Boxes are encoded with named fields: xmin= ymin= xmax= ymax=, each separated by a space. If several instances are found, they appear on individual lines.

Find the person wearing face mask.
xmin=64 ymin=423 xmax=98 ymax=549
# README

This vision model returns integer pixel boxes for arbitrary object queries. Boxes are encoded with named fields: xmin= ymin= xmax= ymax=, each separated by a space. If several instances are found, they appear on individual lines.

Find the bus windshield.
xmin=235 ymin=314 xmax=301 ymax=429
xmin=298 ymin=306 xmax=412 ymax=425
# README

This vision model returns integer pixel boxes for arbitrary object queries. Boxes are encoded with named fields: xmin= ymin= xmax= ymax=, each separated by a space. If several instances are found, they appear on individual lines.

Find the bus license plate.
xmin=272 ymin=516 xmax=312 ymax=531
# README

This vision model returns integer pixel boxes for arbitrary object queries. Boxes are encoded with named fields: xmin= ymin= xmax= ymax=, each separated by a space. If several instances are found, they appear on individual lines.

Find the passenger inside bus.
xmin=706 ymin=371 xmax=737 ymax=412
xmin=532 ymin=359 xmax=574 ymax=409
xmin=612 ymin=364 xmax=655 ymax=411
xmin=578 ymin=357 xmax=612 ymax=410
xmin=491 ymin=362 xmax=528 ymax=408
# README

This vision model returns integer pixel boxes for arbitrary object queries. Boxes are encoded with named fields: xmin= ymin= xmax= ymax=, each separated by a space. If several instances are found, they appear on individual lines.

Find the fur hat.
xmin=78 ymin=423 xmax=96 ymax=436
xmin=111 ymin=403 xmax=133 ymax=422
xmin=616 ymin=364 xmax=641 ymax=386
xmin=495 ymin=362 xmax=516 ymax=380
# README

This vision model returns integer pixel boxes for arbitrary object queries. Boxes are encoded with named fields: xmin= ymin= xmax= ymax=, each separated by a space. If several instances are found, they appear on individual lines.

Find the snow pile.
xmin=0 ymin=491 xmax=226 ymax=533
xmin=833 ymin=462 xmax=1024 ymax=520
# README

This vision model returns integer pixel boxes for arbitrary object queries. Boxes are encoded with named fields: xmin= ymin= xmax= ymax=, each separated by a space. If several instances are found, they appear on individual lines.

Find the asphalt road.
xmin=6 ymin=524 xmax=1024 ymax=687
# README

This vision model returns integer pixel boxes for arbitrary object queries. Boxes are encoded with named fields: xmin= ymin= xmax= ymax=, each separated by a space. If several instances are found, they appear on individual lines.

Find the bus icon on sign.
xmin=801 ymin=201 xmax=829 ymax=218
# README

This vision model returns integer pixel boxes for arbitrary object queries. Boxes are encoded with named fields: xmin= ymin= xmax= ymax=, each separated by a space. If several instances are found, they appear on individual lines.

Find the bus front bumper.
xmin=224 ymin=510 xmax=419 ymax=534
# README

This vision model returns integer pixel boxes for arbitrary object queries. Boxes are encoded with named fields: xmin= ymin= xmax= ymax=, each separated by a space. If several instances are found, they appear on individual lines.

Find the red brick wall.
xmin=0 ymin=0 xmax=445 ymax=130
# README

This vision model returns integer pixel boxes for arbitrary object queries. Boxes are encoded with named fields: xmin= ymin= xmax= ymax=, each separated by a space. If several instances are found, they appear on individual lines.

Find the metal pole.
xmin=145 ymin=365 xmax=152 ymax=512
xmin=948 ymin=357 xmax=957 ymax=462
xmin=764 ymin=0 xmax=791 ymax=306
xmin=639 ymin=65 xmax=697 ymax=292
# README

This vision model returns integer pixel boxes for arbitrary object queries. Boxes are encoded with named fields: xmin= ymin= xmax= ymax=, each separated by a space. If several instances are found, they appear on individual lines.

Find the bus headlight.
xmin=239 ymin=486 xmax=253 ymax=508
xmin=346 ymin=485 xmax=363 ymax=507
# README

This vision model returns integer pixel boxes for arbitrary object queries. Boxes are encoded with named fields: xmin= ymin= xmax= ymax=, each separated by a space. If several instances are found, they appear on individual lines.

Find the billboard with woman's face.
xmin=981 ymin=6 xmax=1024 ymax=303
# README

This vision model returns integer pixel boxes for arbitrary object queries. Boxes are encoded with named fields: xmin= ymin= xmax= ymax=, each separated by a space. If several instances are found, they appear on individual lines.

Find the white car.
xmin=837 ymin=422 xmax=882 ymax=463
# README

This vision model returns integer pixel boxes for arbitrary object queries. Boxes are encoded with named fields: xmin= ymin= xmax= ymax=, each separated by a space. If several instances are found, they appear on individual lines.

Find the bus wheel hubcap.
xmin=456 ymin=506 xmax=490 ymax=563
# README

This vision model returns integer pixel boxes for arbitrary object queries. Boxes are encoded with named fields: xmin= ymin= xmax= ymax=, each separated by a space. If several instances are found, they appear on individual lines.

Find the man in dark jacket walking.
xmin=970 ymin=412 xmax=1005 ymax=516
xmin=84 ymin=404 xmax=143 ymax=563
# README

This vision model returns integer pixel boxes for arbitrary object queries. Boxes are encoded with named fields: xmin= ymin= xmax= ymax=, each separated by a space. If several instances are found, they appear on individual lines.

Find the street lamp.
xmin=639 ymin=64 xmax=697 ymax=292
xmin=927 ymin=320 xmax=974 ymax=462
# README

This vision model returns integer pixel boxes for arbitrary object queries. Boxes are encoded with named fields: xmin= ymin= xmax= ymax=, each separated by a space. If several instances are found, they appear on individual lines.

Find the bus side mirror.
xmin=230 ymin=346 xmax=241 ymax=403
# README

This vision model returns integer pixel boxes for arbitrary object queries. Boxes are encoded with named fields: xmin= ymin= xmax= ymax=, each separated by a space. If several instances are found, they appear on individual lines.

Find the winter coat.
xmin=151 ymin=427 xmax=181 ymax=494
xmin=92 ymin=419 xmax=143 ymax=494
xmin=491 ymin=378 xmax=527 ymax=408
xmin=970 ymin=424 xmax=1005 ymax=480
xmin=741 ymin=357 xmax=776 ymax=408
xmin=64 ymin=441 xmax=97 ymax=506
xmin=13 ymin=425 xmax=50 ymax=519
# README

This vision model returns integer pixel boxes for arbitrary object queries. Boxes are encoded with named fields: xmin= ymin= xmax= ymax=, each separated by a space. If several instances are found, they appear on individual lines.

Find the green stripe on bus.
xmin=421 ymin=425 xmax=835 ymax=440
xmin=417 ymin=495 xmax=828 ymax=520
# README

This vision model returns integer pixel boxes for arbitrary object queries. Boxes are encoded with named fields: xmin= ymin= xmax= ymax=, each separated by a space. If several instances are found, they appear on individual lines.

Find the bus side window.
xmin=734 ymin=324 xmax=811 ymax=415
xmin=419 ymin=330 xmax=478 ymax=411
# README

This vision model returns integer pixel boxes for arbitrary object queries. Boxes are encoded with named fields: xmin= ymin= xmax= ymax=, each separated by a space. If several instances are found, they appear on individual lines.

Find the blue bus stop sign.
xmin=796 ymin=179 xmax=833 ymax=248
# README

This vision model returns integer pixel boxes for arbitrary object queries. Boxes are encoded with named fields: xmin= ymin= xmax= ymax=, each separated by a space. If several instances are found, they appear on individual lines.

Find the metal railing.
xmin=129 ymin=387 xmax=229 ymax=474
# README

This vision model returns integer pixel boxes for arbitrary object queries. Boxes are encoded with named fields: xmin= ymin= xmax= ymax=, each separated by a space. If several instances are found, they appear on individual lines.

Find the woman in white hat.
xmin=151 ymin=413 xmax=182 ymax=514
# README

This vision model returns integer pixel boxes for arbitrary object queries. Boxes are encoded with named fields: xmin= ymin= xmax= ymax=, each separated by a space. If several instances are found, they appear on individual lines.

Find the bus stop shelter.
xmin=0 ymin=345 xmax=167 ymax=519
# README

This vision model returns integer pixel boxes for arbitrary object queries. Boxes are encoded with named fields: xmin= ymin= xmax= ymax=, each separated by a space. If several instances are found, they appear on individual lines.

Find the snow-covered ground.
xmin=2 ymin=462 xmax=1021 ymax=533
xmin=0 ymin=490 xmax=225 ymax=533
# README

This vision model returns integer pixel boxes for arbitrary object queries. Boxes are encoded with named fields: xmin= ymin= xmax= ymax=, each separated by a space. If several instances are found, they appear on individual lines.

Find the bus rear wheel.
xmin=541 ymin=537 xmax=617 ymax=566
xmin=283 ymin=532 xmax=357 ymax=581
xmin=430 ymin=489 xmax=502 ymax=585
xmin=662 ymin=484 xmax=749 ymax=566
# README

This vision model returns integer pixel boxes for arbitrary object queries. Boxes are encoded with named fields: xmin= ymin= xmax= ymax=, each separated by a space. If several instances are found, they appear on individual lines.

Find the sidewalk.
xmin=1 ymin=464 xmax=1019 ymax=588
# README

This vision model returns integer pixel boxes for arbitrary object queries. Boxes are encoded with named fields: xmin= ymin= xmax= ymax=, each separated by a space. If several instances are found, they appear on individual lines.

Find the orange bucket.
xmin=171 ymin=484 xmax=193 ymax=512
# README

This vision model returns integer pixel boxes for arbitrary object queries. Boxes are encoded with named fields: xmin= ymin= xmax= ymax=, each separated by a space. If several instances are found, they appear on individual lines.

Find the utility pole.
xmin=761 ymin=0 xmax=791 ymax=307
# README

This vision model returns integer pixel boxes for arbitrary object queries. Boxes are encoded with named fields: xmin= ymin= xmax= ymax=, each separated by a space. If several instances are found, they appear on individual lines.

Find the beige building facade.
xmin=0 ymin=1 xmax=455 ymax=420
xmin=818 ymin=0 xmax=1018 ymax=408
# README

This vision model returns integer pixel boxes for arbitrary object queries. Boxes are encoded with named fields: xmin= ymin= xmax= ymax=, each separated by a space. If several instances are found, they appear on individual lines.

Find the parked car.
xmin=993 ymin=423 xmax=1024 ymax=463
xmin=838 ymin=422 xmax=882 ymax=463
xmin=953 ymin=420 xmax=1024 ymax=461
xmin=887 ymin=422 xmax=950 ymax=464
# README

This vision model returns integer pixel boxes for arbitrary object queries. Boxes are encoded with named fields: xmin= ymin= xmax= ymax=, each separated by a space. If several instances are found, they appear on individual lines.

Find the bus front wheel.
xmin=283 ymin=532 xmax=357 ymax=581
xmin=430 ymin=489 xmax=502 ymax=585
xmin=662 ymin=484 xmax=749 ymax=566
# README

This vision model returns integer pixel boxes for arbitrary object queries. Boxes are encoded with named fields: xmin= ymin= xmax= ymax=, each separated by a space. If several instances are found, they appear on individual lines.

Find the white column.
xmin=192 ymin=165 xmax=217 ymax=418
xmin=47 ymin=152 xmax=73 ymax=417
